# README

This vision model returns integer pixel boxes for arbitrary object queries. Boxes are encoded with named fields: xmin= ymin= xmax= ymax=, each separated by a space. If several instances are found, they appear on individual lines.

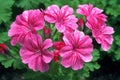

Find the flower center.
xmin=35 ymin=49 xmax=43 ymax=55
xmin=73 ymin=45 xmax=77 ymax=51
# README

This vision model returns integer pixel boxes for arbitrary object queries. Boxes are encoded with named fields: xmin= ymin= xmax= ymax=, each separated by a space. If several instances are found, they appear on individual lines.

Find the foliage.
xmin=0 ymin=41 xmax=25 ymax=69
xmin=0 ymin=32 xmax=10 ymax=43
xmin=0 ymin=0 xmax=14 ymax=24
xmin=15 ymin=0 xmax=42 ymax=10
xmin=0 ymin=0 xmax=119 ymax=80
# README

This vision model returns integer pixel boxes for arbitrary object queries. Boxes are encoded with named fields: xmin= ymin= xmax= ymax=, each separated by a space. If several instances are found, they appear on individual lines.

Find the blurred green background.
xmin=0 ymin=0 xmax=120 ymax=80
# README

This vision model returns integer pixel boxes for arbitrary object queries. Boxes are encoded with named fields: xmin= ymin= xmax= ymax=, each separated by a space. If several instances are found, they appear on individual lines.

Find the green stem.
xmin=6 ymin=50 xmax=28 ymax=69
xmin=6 ymin=51 xmax=19 ymax=61
xmin=52 ymin=28 xmax=57 ymax=37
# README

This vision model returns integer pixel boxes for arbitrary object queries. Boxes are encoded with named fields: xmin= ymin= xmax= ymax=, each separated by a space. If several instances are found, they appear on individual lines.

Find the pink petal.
xmin=43 ymin=39 xmax=53 ymax=50
xmin=79 ymin=53 xmax=92 ymax=62
xmin=104 ymin=35 xmax=113 ymax=44
xmin=22 ymin=34 xmax=42 ymax=49
xmin=42 ymin=51 xmax=53 ymax=63
xmin=61 ymin=52 xmax=73 ymax=68
xmin=44 ymin=13 xmax=56 ymax=23
xmin=74 ymin=30 xmax=85 ymax=40
xmin=101 ymin=40 xmax=111 ymax=51
xmin=63 ymin=32 xmax=74 ymax=45
xmin=37 ymin=57 xmax=49 ymax=72
xmin=28 ymin=9 xmax=44 ymax=30
xmin=61 ymin=5 xmax=73 ymax=16
xmin=95 ymin=37 xmax=102 ymax=44
xmin=63 ymin=34 xmax=71 ymax=45
xmin=77 ymin=46 xmax=93 ymax=55
xmin=8 ymin=23 xmax=21 ymax=36
xmin=91 ymin=7 xmax=103 ymax=14
xmin=47 ymin=5 xmax=60 ymax=15
xmin=60 ymin=46 xmax=73 ymax=57
xmin=64 ymin=15 xmax=78 ymax=28
xmin=55 ymin=23 xmax=65 ymax=32
xmin=15 ymin=15 xmax=28 ymax=26
xmin=102 ymin=26 xmax=114 ymax=34
xmin=77 ymin=4 xmax=93 ymax=16
xmin=20 ymin=47 xmax=35 ymax=63
xmin=85 ymin=21 xmax=93 ymax=29
xmin=44 ymin=5 xmax=60 ymax=23
xmin=28 ymin=55 xmax=39 ymax=71
xmin=22 ymin=11 xmax=28 ymax=21
xmin=10 ymin=36 xmax=19 ymax=46
xmin=78 ymin=36 xmax=93 ymax=47
xmin=71 ymin=55 xmax=84 ymax=70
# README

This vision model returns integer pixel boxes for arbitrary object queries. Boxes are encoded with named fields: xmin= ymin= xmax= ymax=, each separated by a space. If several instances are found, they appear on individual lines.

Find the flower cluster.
xmin=77 ymin=4 xmax=114 ymax=51
xmin=8 ymin=4 xmax=114 ymax=72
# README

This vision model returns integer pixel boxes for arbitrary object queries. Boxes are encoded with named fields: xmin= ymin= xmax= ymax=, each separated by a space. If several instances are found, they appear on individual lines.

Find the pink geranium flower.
xmin=77 ymin=4 xmax=114 ymax=51
xmin=76 ymin=4 xmax=93 ymax=16
xmin=86 ymin=14 xmax=107 ymax=29
xmin=8 ymin=9 xmax=44 ymax=46
xmin=77 ymin=4 xmax=107 ymax=29
xmin=77 ymin=4 xmax=103 ymax=17
xmin=44 ymin=5 xmax=78 ymax=33
xmin=20 ymin=34 xmax=53 ymax=72
xmin=92 ymin=24 xmax=114 ymax=51
xmin=60 ymin=30 xmax=93 ymax=70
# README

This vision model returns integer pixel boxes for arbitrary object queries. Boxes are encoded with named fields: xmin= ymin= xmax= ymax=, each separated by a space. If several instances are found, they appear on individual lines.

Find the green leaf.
xmin=115 ymin=35 xmax=120 ymax=46
xmin=12 ymin=56 xmax=25 ymax=69
xmin=0 ymin=32 xmax=10 ymax=43
xmin=0 ymin=53 xmax=13 ymax=68
xmin=106 ymin=5 xmax=120 ymax=17
xmin=92 ymin=49 xmax=100 ymax=61
xmin=83 ymin=49 xmax=100 ymax=72
xmin=0 ymin=0 xmax=14 ymax=24
xmin=114 ymin=48 xmax=120 ymax=60
xmin=0 ymin=41 xmax=25 ymax=69
xmin=23 ymin=70 xmax=51 ymax=80
xmin=85 ymin=62 xmax=100 ymax=71
xmin=1 ymin=58 xmax=14 ymax=68
xmin=50 ymin=24 xmax=61 ymax=41
xmin=0 ymin=52 xmax=25 ymax=69
xmin=78 ymin=67 xmax=90 ymax=78
xmin=108 ymin=0 xmax=117 ymax=5
xmin=16 ymin=0 xmax=41 ymax=9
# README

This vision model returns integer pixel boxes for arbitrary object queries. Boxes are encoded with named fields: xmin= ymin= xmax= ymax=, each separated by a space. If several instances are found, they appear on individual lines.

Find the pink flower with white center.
xmin=92 ymin=24 xmax=114 ymax=51
xmin=77 ymin=4 xmax=107 ymax=29
xmin=20 ymin=34 xmax=53 ymax=72
xmin=8 ymin=9 xmax=44 ymax=46
xmin=44 ymin=5 xmax=78 ymax=33
xmin=60 ymin=30 xmax=93 ymax=70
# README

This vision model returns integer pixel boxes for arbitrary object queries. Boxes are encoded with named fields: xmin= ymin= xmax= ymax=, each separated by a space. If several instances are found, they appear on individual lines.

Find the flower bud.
xmin=0 ymin=43 xmax=8 ymax=55
xmin=53 ymin=41 xmax=65 ymax=50
xmin=43 ymin=26 xmax=51 ymax=35
xmin=53 ymin=50 xmax=60 ymax=62
xmin=78 ymin=18 xmax=84 ymax=28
